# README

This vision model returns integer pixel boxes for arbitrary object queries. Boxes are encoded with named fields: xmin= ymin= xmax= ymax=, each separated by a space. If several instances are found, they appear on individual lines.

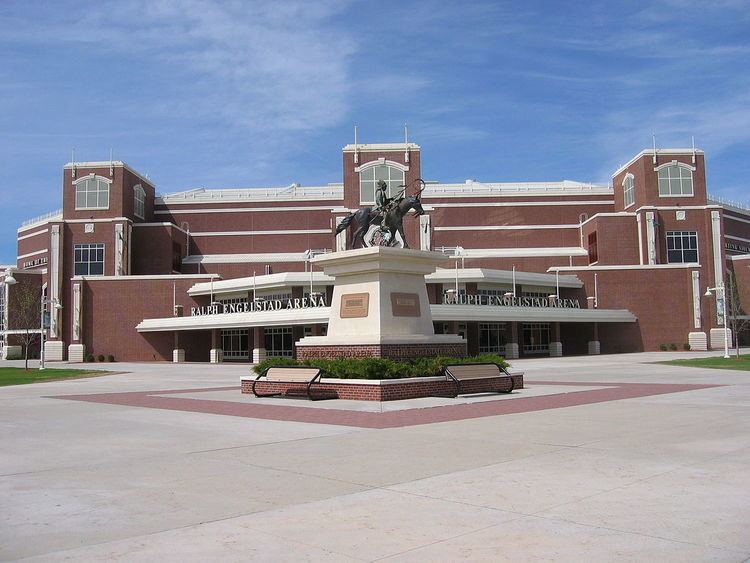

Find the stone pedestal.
xmin=1 ymin=345 xmax=22 ymax=360
xmin=295 ymin=247 xmax=466 ymax=360
xmin=587 ymin=340 xmax=600 ymax=355
xmin=68 ymin=344 xmax=86 ymax=363
xmin=504 ymin=342 xmax=519 ymax=360
xmin=210 ymin=348 xmax=223 ymax=363
xmin=710 ymin=328 xmax=732 ymax=350
xmin=44 ymin=341 xmax=65 ymax=362
xmin=549 ymin=341 xmax=563 ymax=357
xmin=172 ymin=348 xmax=185 ymax=363
xmin=252 ymin=347 xmax=266 ymax=364
xmin=688 ymin=331 xmax=707 ymax=351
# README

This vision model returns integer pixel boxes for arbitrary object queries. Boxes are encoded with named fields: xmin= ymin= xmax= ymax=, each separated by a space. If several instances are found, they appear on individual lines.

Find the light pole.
xmin=39 ymin=295 xmax=62 ymax=370
xmin=705 ymin=284 xmax=730 ymax=359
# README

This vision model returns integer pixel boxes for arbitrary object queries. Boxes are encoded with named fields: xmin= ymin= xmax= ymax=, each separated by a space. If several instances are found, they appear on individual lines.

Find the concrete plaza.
xmin=1 ymin=351 xmax=749 ymax=561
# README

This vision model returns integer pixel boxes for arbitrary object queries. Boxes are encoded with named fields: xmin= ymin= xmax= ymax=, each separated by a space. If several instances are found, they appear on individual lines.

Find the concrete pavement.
xmin=1 ymin=352 xmax=749 ymax=561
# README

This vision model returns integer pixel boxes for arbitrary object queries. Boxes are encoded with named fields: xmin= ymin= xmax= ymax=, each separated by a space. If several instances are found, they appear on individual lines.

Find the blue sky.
xmin=1 ymin=0 xmax=749 ymax=263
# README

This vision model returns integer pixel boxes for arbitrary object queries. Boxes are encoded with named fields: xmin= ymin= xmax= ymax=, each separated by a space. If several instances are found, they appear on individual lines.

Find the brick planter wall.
xmin=296 ymin=342 xmax=467 ymax=361
xmin=241 ymin=373 xmax=523 ymax=401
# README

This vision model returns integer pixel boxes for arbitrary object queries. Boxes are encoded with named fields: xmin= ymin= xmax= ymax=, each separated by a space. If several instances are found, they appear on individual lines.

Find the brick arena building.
xmin=2 ymin=139 xmax=749 ymax=363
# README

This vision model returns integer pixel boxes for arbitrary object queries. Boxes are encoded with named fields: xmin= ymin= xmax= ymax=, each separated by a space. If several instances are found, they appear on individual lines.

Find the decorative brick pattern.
xmin=296 ymin=342 xmax=467 ymax=361
xmin=241 ymin=374 xmax=523 ymax=401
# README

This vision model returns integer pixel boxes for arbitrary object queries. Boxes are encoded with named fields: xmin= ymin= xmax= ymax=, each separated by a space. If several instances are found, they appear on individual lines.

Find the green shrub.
xmin=107 ymin=354 xmax=115 ymax=362
xmin=254 ymin=354 xmax=508 ymax=380
xmin=85 ymin=354 xmax=95 ymax=363
xmin=683 ymin=343 xmax=691 ymax=351
xmin=97 ymin=354 xmax=105 ymax=362
xmin=659 ymin=344 xmax=668 ymax=351
xmin=669 ymin=343 xmax=678 ymax=351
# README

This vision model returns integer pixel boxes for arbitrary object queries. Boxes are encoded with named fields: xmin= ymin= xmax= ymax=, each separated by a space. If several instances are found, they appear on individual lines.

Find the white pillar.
xmin=68 ymin=344 xmax=85 ymax=363
xmin=688 ymin=332 xmax=707 ymax=351
xmin=504 ymin=342 xmax=519 ymax=360
xmin=44 ymin=341 xmax=64 ymax=362
xmin=210 ymin=349 xmax=223 ymax=363
xmin=549 ymin=342 xmax=563 ymax=357
xmin=173 ymin=349 xmax=185 ymax=363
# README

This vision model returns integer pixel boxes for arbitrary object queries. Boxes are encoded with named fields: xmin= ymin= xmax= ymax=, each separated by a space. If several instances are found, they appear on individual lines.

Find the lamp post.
xmin=705 ymin=284 xmax=730 ymax=359
xmin=39 ymin=295 xmax=62 ymax=370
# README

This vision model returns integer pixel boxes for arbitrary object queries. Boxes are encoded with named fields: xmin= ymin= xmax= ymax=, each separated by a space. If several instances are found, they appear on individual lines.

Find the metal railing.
xmin=708 ymin=195 xmax=750 ymax=212
xmin=19 ymin=209 xmax=63 ymax=230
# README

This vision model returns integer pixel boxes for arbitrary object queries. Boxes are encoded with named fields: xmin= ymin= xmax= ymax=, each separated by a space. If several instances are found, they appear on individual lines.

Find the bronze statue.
xmin=336 ymin=179 xmax=426 ymax=248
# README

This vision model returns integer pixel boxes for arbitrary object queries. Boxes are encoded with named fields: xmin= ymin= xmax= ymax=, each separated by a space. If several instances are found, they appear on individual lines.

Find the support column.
xmin=588 ymin=322 xmax=600 ymax=355
xmin=252 ymin=327 xmax=266 ymax=364
xmin=173 ymin=331 xmax=185 ymax=363
xmin=210 ymin=329 xmax=223 ymax=363
xmin=68 ymin=282 xmax=85 ymax=363
xmin=549 ymin=322 xmax=562 ymax=357
xmin=504 ymin=321 xmax=519 ymax=359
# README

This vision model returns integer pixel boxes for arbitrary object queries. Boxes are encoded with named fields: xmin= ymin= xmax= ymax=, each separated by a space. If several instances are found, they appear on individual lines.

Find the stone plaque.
xmin=340 ymin=292 xmax=369 ymax=318
xmin=391 ymin=292 xmax=421 ymax=317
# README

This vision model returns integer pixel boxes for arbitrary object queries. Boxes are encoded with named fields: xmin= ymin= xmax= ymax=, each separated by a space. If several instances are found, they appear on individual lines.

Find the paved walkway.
xmin=1 ymin=352 xmax=749 ymax=561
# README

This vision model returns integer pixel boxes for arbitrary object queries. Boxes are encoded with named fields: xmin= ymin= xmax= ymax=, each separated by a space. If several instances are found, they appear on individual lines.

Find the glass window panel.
xmin=360 ymin=167 xmax=374 ymax=180
xmin=373 ymin=165 xmax=388 ymax=182
xmin=658 ymin=178 xmax=669 ymax=195
xmin=361 ymin=180 xmax=375 ymax=203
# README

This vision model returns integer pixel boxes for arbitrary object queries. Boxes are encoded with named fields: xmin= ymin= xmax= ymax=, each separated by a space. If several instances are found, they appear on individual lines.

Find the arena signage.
xmin=191 ymin=294 xmax=327 ymax=316
xmin=443 ymin=293 xmax=581 ymax=308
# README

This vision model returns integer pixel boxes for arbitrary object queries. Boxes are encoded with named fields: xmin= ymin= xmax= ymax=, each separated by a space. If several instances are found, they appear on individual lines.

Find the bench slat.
xmin=446 ymin=364 xmax=502 ymax=380
xmin=266 ymin=367 xmax=320 ymax=382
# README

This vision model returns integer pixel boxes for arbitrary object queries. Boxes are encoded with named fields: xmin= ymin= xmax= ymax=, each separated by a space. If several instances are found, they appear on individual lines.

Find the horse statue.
xmin=336 ymin=179 xmax=426 ymax=248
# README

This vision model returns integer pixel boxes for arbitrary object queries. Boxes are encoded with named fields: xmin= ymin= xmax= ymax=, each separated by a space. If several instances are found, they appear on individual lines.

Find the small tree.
xmin=726 ymin=269 xmax=750 ymax=358
xmin=8 ymin=282 xmax=40 ymax=371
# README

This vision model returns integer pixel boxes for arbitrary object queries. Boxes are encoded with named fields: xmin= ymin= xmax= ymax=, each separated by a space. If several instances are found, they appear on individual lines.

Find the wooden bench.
xmin=252 ymin=366 xmax=324 ymax=401
xmin=443 ymin=363 xmax=515 ymax=397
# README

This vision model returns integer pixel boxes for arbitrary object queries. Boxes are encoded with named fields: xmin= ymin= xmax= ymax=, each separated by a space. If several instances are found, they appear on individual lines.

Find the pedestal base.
xmin=173 ymin=349 xmax=185 ymax=363
xmin=44 ymin=341 xmax=65 ymax=362
xmin=504 ymin=342 xmax=519 ymax=360
xmin=1 ymin=345 xmax=22 ymax=360
xmin=710 ymin=328 xmax=732 ymax=350
xmin=587 ymin=340 xmax=600 ymax=355
xmin=549 ymin=341 xmax=563 ymax=357
xmin=688 ymin=332 xmax=707 ymax=351
xmin=68 ymin=344 xmax=86 ymax=363
xmin=252 ymin=348 xmax=266 ymax=364
xmin=296 ymin=335 xmax=467 ymax=361
xmin=210 ymin=348 xmax=223 ymax=363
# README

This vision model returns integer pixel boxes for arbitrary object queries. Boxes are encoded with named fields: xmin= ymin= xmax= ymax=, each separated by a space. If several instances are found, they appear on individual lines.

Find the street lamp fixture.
xmin=704 ymin=284 xmax=730 ymax=359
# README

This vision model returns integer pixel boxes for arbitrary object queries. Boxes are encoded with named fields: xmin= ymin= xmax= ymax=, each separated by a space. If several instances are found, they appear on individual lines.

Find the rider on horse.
xmin=374 ymin=180 xmax=402 ymax=228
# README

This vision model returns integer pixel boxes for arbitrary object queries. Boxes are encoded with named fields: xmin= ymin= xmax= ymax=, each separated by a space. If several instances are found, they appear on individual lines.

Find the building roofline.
xmin=343 ymin=142 xmax=420 ymax=152
xmin=64 ymin=161 xmax=155 ymax=188
xmin=612 ymin=148 xmax=704 ymax=178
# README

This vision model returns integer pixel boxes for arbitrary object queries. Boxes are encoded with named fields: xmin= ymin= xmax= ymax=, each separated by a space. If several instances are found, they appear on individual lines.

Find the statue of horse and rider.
xmin=335 ymin=178 xmax=426 ymax=248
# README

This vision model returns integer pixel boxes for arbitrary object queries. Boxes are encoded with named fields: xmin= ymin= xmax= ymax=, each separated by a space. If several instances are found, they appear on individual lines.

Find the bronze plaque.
xmin=340 ymin=292 xmax=369 ymax=318
xmin=391 ymin=292 xmax=421 ymax=317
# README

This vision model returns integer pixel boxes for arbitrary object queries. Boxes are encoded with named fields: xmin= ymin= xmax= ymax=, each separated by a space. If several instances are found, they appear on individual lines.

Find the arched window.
xmin=359 ymin=163 xmax=405 ymax=204
xmin=134 ymin=184 xmax=146 ymax=219
xmin=74 ymin=175 xmax=110 ymax=210
xmin=657 ymin=163 xmax=693 ymax=196
xmin=622 ymin=174 xmax=635 ymax=208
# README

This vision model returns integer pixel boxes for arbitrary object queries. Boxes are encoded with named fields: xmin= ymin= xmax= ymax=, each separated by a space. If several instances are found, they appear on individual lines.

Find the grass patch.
xmin=660 ymin=355 xmax=750 ymax=371
xmin=0 ymin=367 xmax=109 ymax=387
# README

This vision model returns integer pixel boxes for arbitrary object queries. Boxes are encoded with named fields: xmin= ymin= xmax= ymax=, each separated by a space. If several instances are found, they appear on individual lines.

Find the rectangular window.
xmin=134 ymin=186 xmax=145 ymax=219
xmin=623 ymin=176 xmax=635 ymax=208
xmin=666 ymin=231 xmax=698 ymax=263
xmin=221 ymin=329 xmax=249 ymax=360
xmin=74 ymin=243 xmax=105 ymax=276
xmin=588 ymin=232 xmax=598 ymax=264
xmin=522 ymin=323 xmax=550 ymax=354
xmin=264 ymin=326 xmax=293 ymax=357
xmin=479 ymin=322 xmax=506 ymax=354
